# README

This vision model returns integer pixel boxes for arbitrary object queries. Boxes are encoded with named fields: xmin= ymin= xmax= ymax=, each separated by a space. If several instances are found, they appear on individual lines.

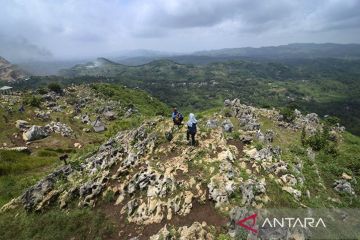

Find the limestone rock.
xmin=15 ymin=120 xmax=29 ymax=131
xmin=206 ymin=119 xmax=218 ymax=129
xmin=22 ymin=125 xmax=48 ymax=141
xmin=222 ymin=119 xmax=234 ymax=132
xmin=333 ymin=179 xmax=355 ymax=195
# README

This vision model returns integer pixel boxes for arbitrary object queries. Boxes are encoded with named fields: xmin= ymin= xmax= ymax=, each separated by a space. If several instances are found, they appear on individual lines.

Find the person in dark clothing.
xmin=172 ymin=107 xmax=184 ymax=126
xmin=186 ymin=113 xmax=197 ymax=146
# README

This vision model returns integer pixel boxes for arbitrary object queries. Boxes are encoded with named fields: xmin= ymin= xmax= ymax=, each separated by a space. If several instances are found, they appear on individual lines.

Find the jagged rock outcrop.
xmin=2 ymin=96 xmax=354 ymax=239
xmin=225 ymin=99 xmax=260 ymax=131
xmin=44 ymin=121 xmax=73 ymax=137
xmin=21 ymin=165 xmax=73 ymax=211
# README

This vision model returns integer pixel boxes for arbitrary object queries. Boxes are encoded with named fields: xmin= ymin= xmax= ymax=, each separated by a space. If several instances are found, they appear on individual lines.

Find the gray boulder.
xmin=222 ymin=119 xmax=234 ymax=132
xmin=22 ymin=125 xmax=49 ymax=141
xmin=333 ymin=179 xmax=355 ymax=195
xmin=206 ymin=119 xmax=218 ymax=128
xmin=224 ymin=99 xmax=232 ymax=107
xmin=103 ymin=111 xmax=116 ymax=121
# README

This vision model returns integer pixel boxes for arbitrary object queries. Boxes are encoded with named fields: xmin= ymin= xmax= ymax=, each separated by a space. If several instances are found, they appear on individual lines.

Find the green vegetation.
xmin=279 ymin=106 xmax=296 ymax=123
xmin=10 ymin=57 xmax=360 ymax=135
xmin=91 ymin=83 xmax=168 ymax=116
xmin=0 ymin=150 xmax=59 ymax=206
xmin=51 ymin=58 xmax=360 ymax=135
xmin=0 ymin=209 xmax=114 ymax=240
xmin=47 ymin=82 xmax=62 ymax=93
xmin=24 ymin=95 xmax=42 ymax=108
xmin=0 ymin=83 xmax=170 ymax=209
xmin=1 ymin=51 xmax=359 ymax=239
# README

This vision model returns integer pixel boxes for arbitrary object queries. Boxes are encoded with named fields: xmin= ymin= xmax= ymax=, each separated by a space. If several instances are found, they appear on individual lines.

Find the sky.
xmin=1 ymin=0 xmax=360 ymax=61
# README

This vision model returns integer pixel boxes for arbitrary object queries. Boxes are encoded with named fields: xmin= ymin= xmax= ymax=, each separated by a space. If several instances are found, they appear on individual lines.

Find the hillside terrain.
xmin=193 ymin=43 xmax=360 ymax=59
xmin=58 ymin=58 xmax=360 ymax=136
xmin=0 ymin=84 xmax=359 ymax=239
xmin=113 ymin=43 xmax=360 ymax=66
xmin=0 ymin=83 xmax=167 ymax=207
xmin=0 ymin=57 xmax=27 ymax=82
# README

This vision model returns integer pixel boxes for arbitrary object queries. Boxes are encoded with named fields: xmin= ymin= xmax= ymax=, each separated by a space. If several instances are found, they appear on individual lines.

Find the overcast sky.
xmin=1 ymin=0 xmax=360 ymax=61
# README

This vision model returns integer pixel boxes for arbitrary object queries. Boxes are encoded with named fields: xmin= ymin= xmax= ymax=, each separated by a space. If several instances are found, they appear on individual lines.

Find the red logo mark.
xmin=236 ymin=213 xmax=258 ymax=234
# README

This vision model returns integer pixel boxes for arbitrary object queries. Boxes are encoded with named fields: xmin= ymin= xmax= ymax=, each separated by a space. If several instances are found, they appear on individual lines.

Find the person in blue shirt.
xmin=187 ymin=113 xmax=197 ymax=146
xmin=172 ymin=107 xmax=183 ymax=126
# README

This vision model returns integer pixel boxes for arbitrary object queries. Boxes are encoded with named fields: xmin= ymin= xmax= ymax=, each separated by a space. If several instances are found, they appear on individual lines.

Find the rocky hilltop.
xmin=1 ymin=89 xmax=358 ymax=239
xmin=0 ymin=56 xmax=27 ymax=82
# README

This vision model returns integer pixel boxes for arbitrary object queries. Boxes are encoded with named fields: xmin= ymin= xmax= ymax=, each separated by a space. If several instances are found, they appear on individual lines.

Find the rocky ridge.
xmin=0 ymin=56 xmax=27 ymax=82
xmin=1 ymin=98 xmax=354 ymax=239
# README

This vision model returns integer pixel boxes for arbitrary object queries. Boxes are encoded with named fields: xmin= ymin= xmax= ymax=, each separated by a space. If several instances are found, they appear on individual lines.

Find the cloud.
xmin=0 ymin=35 xmax=52 ymax=62
xmin=0 ymin=0 xmax=359 ymax=60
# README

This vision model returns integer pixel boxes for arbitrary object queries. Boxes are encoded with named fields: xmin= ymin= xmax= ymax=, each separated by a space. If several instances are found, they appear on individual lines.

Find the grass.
xmin=90 ymin=83 xmax=169 ymax=116
xmin=0 ymin=150 xmax=60 ymax=206
xmin=258 ymin=115 xmax=301 ymax=148
xmin=314 ymin=132 xmax=360 ymax=207
xmin=0 ymin=208 xmax=114 ymax=240
xmin=265 ymin=179 xmax=299 ymax=208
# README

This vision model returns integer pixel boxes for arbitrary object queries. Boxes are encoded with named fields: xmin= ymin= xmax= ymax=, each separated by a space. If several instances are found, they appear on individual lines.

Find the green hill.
xmin=57 ymin=58 xmax=360 ymax=136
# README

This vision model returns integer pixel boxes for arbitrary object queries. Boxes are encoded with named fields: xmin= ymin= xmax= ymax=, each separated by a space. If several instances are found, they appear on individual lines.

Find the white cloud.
xmin=0 ymin=0 xmax=359 ymax=60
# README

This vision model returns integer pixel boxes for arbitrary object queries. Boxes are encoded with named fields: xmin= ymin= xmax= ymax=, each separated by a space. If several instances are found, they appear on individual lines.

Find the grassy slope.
xmin=257 ymin=114 xmax=360 ymax=208
xmin=0 ymin=84 xmax=168 ymax=208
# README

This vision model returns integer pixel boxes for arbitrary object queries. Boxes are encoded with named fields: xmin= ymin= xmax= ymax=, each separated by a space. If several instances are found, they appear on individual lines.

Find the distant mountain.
xmin=59 ymin=57 xmax=128 ymax=77
xmin=114 ymin=49 xmax=178 ymax=58
xmin=194 ymin=43 xmax=360 ymax=59
xmin=18 ymin=59 xmax=89 ymax=76
xmin=0 ymin=56 xmax=27 ymax=82
xmin=113 ymin=43 xmax=360 ymax=66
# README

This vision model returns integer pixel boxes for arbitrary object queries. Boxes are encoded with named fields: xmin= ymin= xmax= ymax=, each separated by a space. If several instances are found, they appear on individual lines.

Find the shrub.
xmin=306 ymin=131 xmax=327 ymax=151
xmin=25 ymin=95 xmax=42 ymax=108
xmin=231 ymin=131 xmax=241 ymax=140
xmin=280 ymin=107 xmax=296 ymax=122
xmin=255 ymin=142 xmax=263 ymax=150
xmin=48 ymin=83 xmax=62 ymax=93
xmin=37 ymin=87 xmax=48 ymax=94
xmin=324 ymin=116 xmax=341 ymax=127
xmin=324 ymin=142 xmax=338 ymax=156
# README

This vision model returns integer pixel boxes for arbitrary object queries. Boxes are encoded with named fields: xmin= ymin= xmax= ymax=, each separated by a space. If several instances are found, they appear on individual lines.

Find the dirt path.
xmin=100 ymin=199 xmax=228 ymax=240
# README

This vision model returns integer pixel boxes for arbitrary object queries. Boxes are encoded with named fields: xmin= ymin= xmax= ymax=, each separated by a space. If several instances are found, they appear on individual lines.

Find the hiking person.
xmin=172 ymin=107 xmax=183 ymax=126
xmin=187 ymin=113 xmax=197 ymax=146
